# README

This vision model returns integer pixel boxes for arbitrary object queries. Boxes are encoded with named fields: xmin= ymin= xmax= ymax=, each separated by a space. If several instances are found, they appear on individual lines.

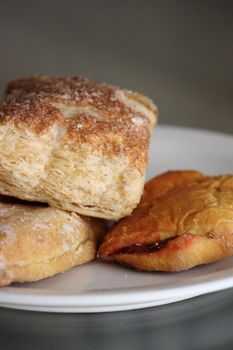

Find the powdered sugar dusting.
xmin=115 ymin=89 xmax=125 ymax=101
xmin=0 ymin=255 xmax=8 ymax=282
xmin=33 ymin=222 xmax=50 ymax=231
xmin=3 ymin=77 xmax=156 ymax=137
xmin=63 ymin=241 xmax=71 ymax=252
xmin=0 ymin=255 xmax=6 ymax=270
xmin=76 ymin=123 xmax=83 ymax=128
xmin=61 ymin=224 xmax=75 ymax=235
xmin=131 ymin=116 xmax=144 ymax=126
xmin=0 ymin=224 xmax=16 ymax=244
xmin=60 ymin=224 xmax=77 ymax=252
xmin=0 ymin=207 xmax=8 ymax=216
xmin=50 ymin=124 xmax=67 ymax=138
xmin=1 ymin=75 xmax=155 ymax=183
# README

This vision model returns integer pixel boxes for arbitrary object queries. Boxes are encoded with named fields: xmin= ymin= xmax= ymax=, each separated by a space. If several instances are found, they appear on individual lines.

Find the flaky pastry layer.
xmin=0 ymin=76 xmax=158 ymax=219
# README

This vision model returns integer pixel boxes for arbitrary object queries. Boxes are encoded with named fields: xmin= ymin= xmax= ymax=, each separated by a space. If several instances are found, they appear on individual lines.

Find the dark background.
xmin=0 ymin=0 xmax=232 ymax=132
xmin=0 ymin=1 xmax=233 ymax=349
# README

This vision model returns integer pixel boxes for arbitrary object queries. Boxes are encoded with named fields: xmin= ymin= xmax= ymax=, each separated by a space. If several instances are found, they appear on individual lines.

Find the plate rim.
xmin=1 ymin=260 xmax=233 ymax=307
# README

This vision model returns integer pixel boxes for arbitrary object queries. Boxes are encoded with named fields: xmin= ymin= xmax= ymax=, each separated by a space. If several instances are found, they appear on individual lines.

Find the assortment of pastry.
xmin=0 ymin=75 xmax=231 ymax=287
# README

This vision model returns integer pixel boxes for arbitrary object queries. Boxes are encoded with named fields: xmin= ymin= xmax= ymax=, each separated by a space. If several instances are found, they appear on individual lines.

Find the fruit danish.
xmin=98 ymin=171 xmax=233 ymax=271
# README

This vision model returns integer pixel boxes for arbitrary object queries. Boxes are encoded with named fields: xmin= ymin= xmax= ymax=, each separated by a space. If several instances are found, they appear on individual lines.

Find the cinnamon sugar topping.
xmin=0 ymin=76 xmax=157 ymax=170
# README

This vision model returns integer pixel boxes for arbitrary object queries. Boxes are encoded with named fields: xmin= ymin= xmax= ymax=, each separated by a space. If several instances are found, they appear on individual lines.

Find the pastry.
xmin=0 ymin=196 xmax=106 ymax=286
xmin=0 ymin=76 xmax=158 ymax=220
xmin=98 ymin=170 xmax=233 ymax=271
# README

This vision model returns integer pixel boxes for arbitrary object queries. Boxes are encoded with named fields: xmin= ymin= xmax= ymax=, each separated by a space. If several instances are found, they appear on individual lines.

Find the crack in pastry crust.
xmin=98 ymin=171 xmax=233 ymax=271
xmin=113 ymin=235 xmax=178 ymax=254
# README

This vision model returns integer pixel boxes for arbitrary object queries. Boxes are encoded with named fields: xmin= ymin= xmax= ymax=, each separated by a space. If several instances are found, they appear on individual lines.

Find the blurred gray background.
xmin=0 ymin=0 xmax=232 ymax=133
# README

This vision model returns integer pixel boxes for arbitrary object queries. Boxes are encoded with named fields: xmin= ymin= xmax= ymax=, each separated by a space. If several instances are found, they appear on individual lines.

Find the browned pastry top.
xmin=0 ymin=76 xmax=157 ymax=171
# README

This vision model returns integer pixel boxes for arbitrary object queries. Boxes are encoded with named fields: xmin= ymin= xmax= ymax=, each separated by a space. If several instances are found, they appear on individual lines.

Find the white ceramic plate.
xmin=1 ymin=125 xmax=233 ymax=313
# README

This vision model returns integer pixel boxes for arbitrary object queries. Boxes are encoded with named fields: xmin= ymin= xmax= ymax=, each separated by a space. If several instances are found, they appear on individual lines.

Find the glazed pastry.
xmin=98 ymin=170 xmax=233 ymax=271
xmin=0 ymin=76 xmax=158 ymax=220
xmin=0 ymin=196 xmax=106 ymax=286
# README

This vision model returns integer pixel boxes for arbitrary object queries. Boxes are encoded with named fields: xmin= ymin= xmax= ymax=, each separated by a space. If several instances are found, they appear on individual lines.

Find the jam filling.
xmin=115 ymin=236 xmax=177 ymax=255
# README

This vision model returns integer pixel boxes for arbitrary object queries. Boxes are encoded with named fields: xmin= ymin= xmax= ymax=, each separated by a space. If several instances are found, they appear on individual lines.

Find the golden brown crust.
xmin=0 ymin=196 xmax=106 ymax=286
xmin=0 ymin=76 xmax=154 ymax=170
xmin=2 ymin=77 xmax=157 ymax=161
xmin=98 ymin=171 xmax=233 ymax=271
xmin=4 ymin=76 xmax=157 ymax=127
xmin=0 ymin=76 xmax=158 ymax=220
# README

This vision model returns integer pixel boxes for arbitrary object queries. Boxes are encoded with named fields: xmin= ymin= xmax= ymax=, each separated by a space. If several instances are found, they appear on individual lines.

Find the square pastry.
xmin=0 ymin=76 xmax=158 ymax=219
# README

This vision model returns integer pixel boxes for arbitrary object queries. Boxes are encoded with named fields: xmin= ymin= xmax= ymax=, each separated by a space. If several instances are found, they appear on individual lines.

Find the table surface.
xmin=0 ymin=289 xmax=233 ymax=350
xmin=0 ymin=1 xmax=233 ymax=349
